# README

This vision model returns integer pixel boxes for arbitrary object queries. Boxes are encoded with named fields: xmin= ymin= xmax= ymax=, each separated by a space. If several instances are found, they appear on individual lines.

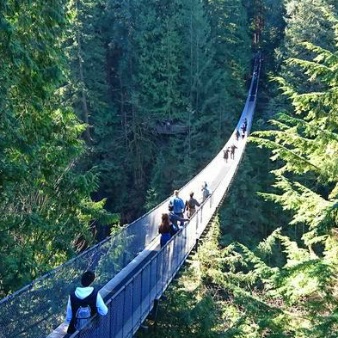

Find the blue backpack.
xmin=69 ymin=289 xmax=98 ymax=333
xmin=75 ymin=305 xmax=92 ymax=331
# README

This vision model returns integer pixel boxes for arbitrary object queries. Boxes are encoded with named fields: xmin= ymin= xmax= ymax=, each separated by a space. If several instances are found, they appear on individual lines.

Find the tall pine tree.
xmin=0 ymin=0 xmax=112 ymax=295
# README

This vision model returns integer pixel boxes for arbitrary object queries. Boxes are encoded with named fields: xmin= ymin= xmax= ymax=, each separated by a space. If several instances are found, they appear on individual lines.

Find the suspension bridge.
xmin=0 ymin=55 xmax=261 ymax=338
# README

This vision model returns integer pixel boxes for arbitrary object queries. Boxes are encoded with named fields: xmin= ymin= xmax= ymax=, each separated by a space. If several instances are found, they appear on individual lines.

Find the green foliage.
xmin=166 ymin=217 xmax=338 ymax=337
xmin=0 ymin=0 xmax=114 ymax=296
xmin=252 ymin=44 xmax=338 ymax=235
xmin=219 ymin=141 xmax=288 ymax=250
xmin=276 ymin=0 xmax=338 ymax=94
xmin=140 ymin=3 xmax=338 ymax=338
xmin=143 ymin=0 xmax=253 ymax=207
xmin=246 ymin=4 xmax=338 ymax=336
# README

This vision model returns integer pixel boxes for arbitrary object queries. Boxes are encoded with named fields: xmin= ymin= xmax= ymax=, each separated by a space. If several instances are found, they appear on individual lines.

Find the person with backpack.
xmin=66 ymin=271 xmax=108 ymax=334
xmin=185 ymin=192 xmax=200 ymax=218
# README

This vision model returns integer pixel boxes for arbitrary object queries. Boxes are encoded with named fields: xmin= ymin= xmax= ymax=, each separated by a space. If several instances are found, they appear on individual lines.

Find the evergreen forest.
xmin=1 ymin=0 xmax=338 ymax=336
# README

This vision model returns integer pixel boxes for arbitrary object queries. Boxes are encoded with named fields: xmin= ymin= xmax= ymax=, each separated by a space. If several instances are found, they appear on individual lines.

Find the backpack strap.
xmin=67 ymin=288 xmax=98 ymax=334
xmin=75 ymin=289 xmax=98 ymax=314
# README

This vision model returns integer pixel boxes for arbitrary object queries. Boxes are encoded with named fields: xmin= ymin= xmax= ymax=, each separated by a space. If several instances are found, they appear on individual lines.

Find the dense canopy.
xmin=1 ymin=0 xmax=338 ymax=336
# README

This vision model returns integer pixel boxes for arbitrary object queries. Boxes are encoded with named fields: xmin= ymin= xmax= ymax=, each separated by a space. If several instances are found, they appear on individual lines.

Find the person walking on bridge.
xmin=185 ymin=191 xmax=200 ymax=218
xmin=66 ymin=271 xmax=108 ymax=334
xmin=230 ymin=144 xmax=237 ymax=160
xmin=169 ymin=190 xmax=185 ymax=220
xmin=223 ymin=147 xmax=230 ymax=163
xmin=202 ymin=182 xmax=210 ymax=202
xmin=168 ymin=205 xmax=189 ymax=234
xmin=241 ymin=124 xmax=246 ymax=139
xmin=235 ymin=129 xmax=240 ymax=141
xmin=159 ymin=213 xmax=173 ymax=247
xmin=241 ymin=118 xmax=248 ymax=139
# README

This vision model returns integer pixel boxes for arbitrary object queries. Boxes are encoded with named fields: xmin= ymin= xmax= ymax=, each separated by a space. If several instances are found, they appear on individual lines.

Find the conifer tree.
xmin=62 ymin=0 xmax=130 ymax=223
xmin=85 ymin=0 xmax=136 ymax=218
xmin=278 ymin=0 xmax=337 ymax=92
xmin=248 ymin=8 xmax=338 ymax=336
xmin=180 ymin=0 xmax=227 ymax=171
xmin=123 ymin=0 xmax=188 ymax=206
xmin=63 ymin=0 xmax=113 ymax=148
xmin=141 ymin=2 xmax=338 ymax=336
xmin=0 ymin=0 xmax=113 ymax=295
xmin=147 ymin=0 xmax=253 ymax=205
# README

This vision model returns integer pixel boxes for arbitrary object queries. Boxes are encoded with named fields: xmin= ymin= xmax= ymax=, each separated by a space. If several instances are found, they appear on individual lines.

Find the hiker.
xmin=241 ymin=119 xmax=247 ymax=139
xmin=168 ymin=205 xmax=189 ymax=234
xmin=223 ymin=147 xmax=230 ymax=162
xmin=66 ymin=271 xmax=108 ymax=334
xmin=159 ymin=213 xmax=173 ymax=247
xmin=235 ymin=129 xmax=241 ymax=141
xmin=169 ymin=190 xmax=185 ymax=219
xmin=201 ymin=182 xmax=210 ymax=202
xmin=185 ymin=192 xmax=200 ymax=218
xmin=241 ymin=123 xmax=246 ymax=139
xmin=230 ymin=144 xmax=237 ymax=159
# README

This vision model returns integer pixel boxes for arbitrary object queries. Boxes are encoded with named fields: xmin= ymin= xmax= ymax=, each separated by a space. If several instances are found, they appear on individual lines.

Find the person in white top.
xmin=65 ymin=270 xmax=108 ymax=334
